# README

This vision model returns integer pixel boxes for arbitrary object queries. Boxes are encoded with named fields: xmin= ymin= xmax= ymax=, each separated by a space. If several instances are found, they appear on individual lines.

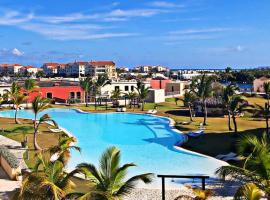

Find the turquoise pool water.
xmin=0 ymin=108 xmax=226 ymax=186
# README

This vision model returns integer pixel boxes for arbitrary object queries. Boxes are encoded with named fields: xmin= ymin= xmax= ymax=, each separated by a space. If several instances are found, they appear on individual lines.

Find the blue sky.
xmin=0 ymin=0 xmax=270 ymax=69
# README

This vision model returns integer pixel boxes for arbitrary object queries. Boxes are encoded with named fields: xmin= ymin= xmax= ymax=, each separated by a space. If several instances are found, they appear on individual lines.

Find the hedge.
xmin=0 ymin=145 xmax=20 ymax=169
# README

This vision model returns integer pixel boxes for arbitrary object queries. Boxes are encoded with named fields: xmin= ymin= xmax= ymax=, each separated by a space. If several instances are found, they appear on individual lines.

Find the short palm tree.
xmin=75 ymin=146 xmax=153 ymax=200
xmin=222 ymin=83 xmax=239 ymax=131
xmin=24 ymin=79 xmax=38 ymax=109
xmin=136 ymin=81 xmax=150 ymax=111
xmin=48 ymin=136 xmax=81 ymax=166
xmin=254 ymin=103 xmax=270 ymax=134
xmin=216 ymin=133 xmax=270 ymax=198
xmin=263 ymin=82 xmax=270 ymax=105
xmin=18 ymin=154 xmax=78 ymax=200
xmin=32 ymin=96 xmax=52 ymax=150
xmin=93 ymin=75 xmax=111 ymax=110
xmin=125 ymin=91 xmax=137 ymax=108
xmin=190 ymin=74 xmax=213 ymax=125
xmin=80 ymin=77 xmax=93 ymax=107
xmin=228 ymin=95 xmax=248 ymax=133
xmin=180 ymin=91 xmax=196 ymax=122
xmin=8 ymin=82 xmax=21 ymax=108
xmin=111 ymin=88 xmax=122 ymax=100
xmin=13 ymin=93 xmax=27 ymax=124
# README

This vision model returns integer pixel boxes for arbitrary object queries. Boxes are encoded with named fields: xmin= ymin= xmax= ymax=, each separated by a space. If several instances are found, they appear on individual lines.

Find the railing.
xmin=157 ymin=175 xmax=210 ymax=200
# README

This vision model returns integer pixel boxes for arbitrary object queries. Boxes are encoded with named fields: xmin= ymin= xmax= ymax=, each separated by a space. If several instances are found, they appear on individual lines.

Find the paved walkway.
xmin=0 ymin=135 xmax=27 ymax=199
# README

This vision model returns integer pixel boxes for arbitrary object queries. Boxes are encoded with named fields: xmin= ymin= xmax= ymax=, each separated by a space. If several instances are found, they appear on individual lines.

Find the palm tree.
xmin=80 ymin=77 xmax=93 ymax=107
xmin=93 ymin=75 xmax=111 ymax=110
xmin=24 ymin=79 xmax=39 ymax=109
xmin=125 ymin=91 xmax=137 ymax=108
xmin=227 ymin=95 xmax=247 ymax=133
xmin=75 ymin=146 xmax=153 ymax=200
xmin=174 ymin=97 xmax=181 ymax=105
xmin=13 ymin=93 xmax=27 ymax=124
xmin=111 ymin=88 xmax=122 ymax=100
xmin=48 ymin=136 xmax=81 ymax=166
xmin=8 ymin=82 xmax=21 ymax=108
xmin=18 ymin=153 xmax=78 ymax=200
xmin=32 ymin=96 xmax=52 ymax=150
xmin=263 ymin=82 xmax=270 ymax=105
xmin=254 ymin=103 xmax=270 ymax=134
xmin=136 ymin=81 xmax=150 ymax=111
xmin=190 ymin=74 xmax=213 ymax=125
xmin=222 ymin=83 xmax=239 ymax=131
xmin=180 ymin=91 xmax=196 ymax=122
xmin=216 ymin=133 xmax=270 ymax=198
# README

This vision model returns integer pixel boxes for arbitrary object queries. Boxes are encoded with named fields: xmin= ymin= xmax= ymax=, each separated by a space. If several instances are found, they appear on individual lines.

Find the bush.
xmin=0 ymin=146 xmax=20 ymax=169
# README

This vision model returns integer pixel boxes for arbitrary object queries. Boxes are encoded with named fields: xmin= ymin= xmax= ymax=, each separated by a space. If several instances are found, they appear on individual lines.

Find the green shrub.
xmin=0 ymin=146 xmax=20 ymax=169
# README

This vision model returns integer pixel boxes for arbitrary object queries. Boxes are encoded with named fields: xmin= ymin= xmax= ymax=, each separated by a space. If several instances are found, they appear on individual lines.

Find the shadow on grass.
xmin=182 ymin=128 xmax=265 ymax=157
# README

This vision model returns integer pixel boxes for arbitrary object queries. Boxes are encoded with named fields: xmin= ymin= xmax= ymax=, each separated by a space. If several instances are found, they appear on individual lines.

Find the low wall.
xmin=0 ymin=156 xmax=21 ymax=180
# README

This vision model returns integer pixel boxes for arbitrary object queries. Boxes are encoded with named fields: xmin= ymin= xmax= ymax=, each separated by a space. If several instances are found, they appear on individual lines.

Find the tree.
xmin=24 ymin=79 xmax=38 ymax=109
xmin=216 ymin=133 xmax=270 ymax=198
xmin=48 ymin=136 xmax=81 ymax=166
xmin=263 ymin=82 xmax=270 ymax=105
xmin=136 ymin=81 xmax=150 ymax=111
xmin=111 ymin=88 xmax=122 ymax=100
xmin=75 ymin=146 xmax=153 ymax=200
xmin=8 ymin=82 xmax=21 ymax=108
xmin=190 ymin=74 xmax=213 ymax=125
xmin=125 ymin=91 xmax=137 ymax=108
xmin=93 ymin=75 xmax=111 ymax=110
xmin=32 ymin=96 xmax=52 ymax=150
xmin=227 ymin=95 xmax=248 ymax=133
xmin=13 ymin=93 xmax=27 ymax=124
xmin=181 ymin=91 xmax=196 ymax=122
xmin=174 ymin=97 xmax=181 ymax=105
xmin=80 ymin=77 xmax=93 ymax=107
xmin=254 ymin=103 xmax=270 ymax=134
xmin=222 ymin=84 xmax=239 ymax=131
xmin=18 ymin=154 xmax=78 ymax=200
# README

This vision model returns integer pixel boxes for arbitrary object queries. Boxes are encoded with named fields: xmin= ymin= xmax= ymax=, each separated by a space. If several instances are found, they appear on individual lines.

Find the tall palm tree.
xmin=48 ymin=136 xmax=81 ymax=166
xmin=125 ymin=91 xmax=137 ymax=108
xmin=180 ymin=91 xmax=196 ymax=122
xmin=8 ymin=81 xmax=21 ymax=108
xmin=227 ymin=95 xmax=247 ymax=133
xmin=24 ymin=79 xmax=39 ymax=109
xmin=190 ymin=74 xmax=213 ymax=125
xmin=13 ymin=93 xmax=27 ymax=124
xmin=216 ymin=133 xmax=270 ymax=198
xmin=263 ymin=82 xmax=270 ymax=105
xmin=18 ymin=153 xmax=78 ymax=200
xmin=32 ymin=96 xmax=52 ymax=150
xmin=136 ymin=81 xmax=150 ymax=111
xmin=93 ymin=75 xmax=111 ymax=110
xmin=222 ymin=83 xmax=239 ymax=131
xmin=254 ymin=103 xmax=270 ymax=134
xmin=75 ymin=146 xmax=153 ymax=200
xmin=80 ymin=77 xmax=93 ymax=107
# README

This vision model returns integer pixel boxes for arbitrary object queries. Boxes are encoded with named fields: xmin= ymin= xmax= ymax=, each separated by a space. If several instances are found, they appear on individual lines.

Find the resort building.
xmin=150 ymin=79 xmax=171 ymax=89
xmin=65 ymin=61 xmax=88 ymax=77
xmin=41 ymin=63 xmax=59 ymax=76
xmin=253 ymin=77 xmax=270 ymax=92
xmin=0 ymin=64 xmax=23 ymax=75
xmin=88 ymin=61 xmax=117 ymax=79
xmin=19 ymin=66 xmax=39 ymax=75
xmin=0 ymin=82 xmax=11 ymax=97
xmin=165 ymin=81 xmax=190 ymax=96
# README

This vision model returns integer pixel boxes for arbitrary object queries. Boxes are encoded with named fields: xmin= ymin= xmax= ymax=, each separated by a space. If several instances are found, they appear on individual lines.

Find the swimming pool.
xmin=0 ymin=108 xmax=227 ymax=187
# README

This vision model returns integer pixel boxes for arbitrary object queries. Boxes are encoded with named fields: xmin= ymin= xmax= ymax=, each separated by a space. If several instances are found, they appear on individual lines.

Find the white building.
xmin=19 ymin=66 xmax=39 ymax=75
xmin=41 ymin=63 xmax=59 ymax=75
xmin=65 ymin=62 xmax=88 ymax=77
xmin=0 ymin=82 xmax=11 ymax=97
xmin=0 ymin=64 xmax=23 ymax=75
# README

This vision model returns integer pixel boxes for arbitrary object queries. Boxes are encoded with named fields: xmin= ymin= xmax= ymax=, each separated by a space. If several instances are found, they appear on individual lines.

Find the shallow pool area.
xmin=0 ymin=108 xmax=227 ymax=188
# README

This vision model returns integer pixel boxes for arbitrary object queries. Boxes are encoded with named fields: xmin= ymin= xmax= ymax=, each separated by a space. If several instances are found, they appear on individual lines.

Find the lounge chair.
xmin=216 ymin=152 xmax=237 ymax=160
xmin=187 ymin=130 xmax=205 ymax=137
xmin=49 ymin=128 xmax=62 ymax=133
xmin=116 ymin=108 xmax=122 ymax=112
xmin=147 ymin=109 xmax=157 ymax=114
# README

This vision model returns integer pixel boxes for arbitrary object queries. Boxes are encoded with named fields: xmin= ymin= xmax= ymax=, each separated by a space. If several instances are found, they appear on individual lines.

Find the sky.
xmin=0 ymin=0 xmax=270 ymax=69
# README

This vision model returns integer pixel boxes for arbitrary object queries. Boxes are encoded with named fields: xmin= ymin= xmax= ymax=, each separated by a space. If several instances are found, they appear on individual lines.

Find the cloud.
xmin=169 ymin=28 xmax=232 ymax=35
xmin=209 ymin=45 xmax=246 ymax=53
xmin=149 ymin=1 xmax=184 ymax=8
xmin=0 ymin=9 xmax=33 ymax=25
xmin=12 ymin=48 xmax=24 ymax=56
xmin=0 ymin=48 xmax=24 ymax=57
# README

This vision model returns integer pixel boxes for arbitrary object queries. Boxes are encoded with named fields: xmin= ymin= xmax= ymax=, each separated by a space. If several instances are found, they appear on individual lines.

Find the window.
xmin=47 ymin=93 xmax=53 ymax=99
xmin=70 ymin=92 xmax=75 ymax=99
xmin=131 ymin=86 xmax=134 ymax=91
xmin=77 ymin=92 xmax=81 ymax=99
xmin=125 ymin=86 xmax=129 ymax=91
xmin=115 ymin=86 xmax=120 ymax=91
xmin=171 ymin=86 xmax=174 ymax=92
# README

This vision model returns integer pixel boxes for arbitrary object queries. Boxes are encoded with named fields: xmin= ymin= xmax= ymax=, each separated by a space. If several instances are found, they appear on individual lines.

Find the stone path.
xmin=0 ymin=135 xmax=27 ymax=199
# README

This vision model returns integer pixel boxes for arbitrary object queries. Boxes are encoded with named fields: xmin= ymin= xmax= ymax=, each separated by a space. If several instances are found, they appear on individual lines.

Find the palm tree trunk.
xmin=94 ymin=97 xmax=97 ymax=110
xmin=203 ymin=100 xmax=207 ymax=125
xmin=228 ymin=111 xmax=233 ymax=131
xmin=141 ymin=100 xmax=144 ymax=111
xmin=85 ymin=92 xmax=88 ymax=107
xmin=33 ymin=115 xmax=41 ymax=150
xmin=15 ymin=108 xmax=19 ymax=124
xmin=266 ymin=117 xmax=269 ymax=134
xmin=232 ymin=114 xmax=238 ymax=133
xmin=188 ymin=105 xmax=193 ymax=122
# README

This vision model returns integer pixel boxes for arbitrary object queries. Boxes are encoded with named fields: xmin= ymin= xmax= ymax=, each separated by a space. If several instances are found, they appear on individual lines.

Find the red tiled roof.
xmin=75 ymin=61 xmax=88 ymax=65
xmin=43 ymin=63 xmax=59 ymax=67
xmin=0 ymin=63 xmax=22 ymax=67
xmin=89 ymin=61 xmax=115 ymax=66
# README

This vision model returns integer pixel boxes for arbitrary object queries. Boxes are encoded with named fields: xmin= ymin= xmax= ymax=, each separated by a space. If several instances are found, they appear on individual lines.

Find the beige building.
xmin=89 ymin=61 xmax=117 ymax=79
xmin=165 ymin=81 xmax=190 ymax=96
xmin=253 ymin=77 xmax=270 ymax=92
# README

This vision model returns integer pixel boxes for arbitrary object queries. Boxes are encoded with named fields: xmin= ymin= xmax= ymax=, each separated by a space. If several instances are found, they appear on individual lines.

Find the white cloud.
xmin=169 ymin=28 xmax=231 ymax=35
xmin=12 ymin=48 xmax=24 ymax=56
xmin=0 ymin=9 xmax=33 ymax=25
xmin=149 ymin=1 xmax=184 ymax=8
